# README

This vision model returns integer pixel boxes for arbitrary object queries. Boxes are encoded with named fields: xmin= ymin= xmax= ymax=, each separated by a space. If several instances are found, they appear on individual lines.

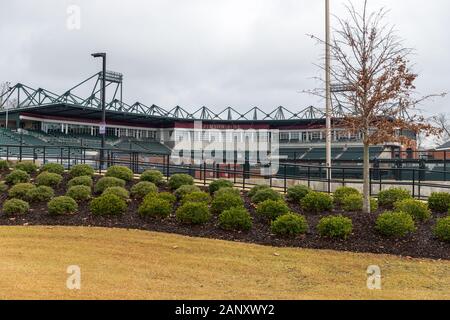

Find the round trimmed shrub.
xmin=271 ymin=214 xmax=308 ymax=237
xmin=248 ymin=185 xmax=271 ymax=199
xmin=341 ymin=194 xmax=379 ymax=212
xmin=251 ymin=188 xmax=282 ymax=204
xmin=66 ymin=185 xmax=92 ymax=202
xmin=6 ymin=170 xmax=30 ymax=185
xmin=256 ymin=199 xmax=290 ymax=221
xmin=48 ymin=196 xmax=78 ymax=216
xmin=378 ymin=188 xmax=412 ymax=208
xmin=106 ymin=165 xmax=134 ymax=182
xmin=15 ymin=161 xmax=38 ymax=174
xmin=394 ymin=199 xmax=431 ymax=222
xmin=287 ymin=185 xmax=311 ymax=203
xmin=69 ymin=164 xmax=94 ymax=178
xmin=317 ymin=215 xmax=353 ymax=239
xmin=156 ymin=192 xmax=177 ymax=205
xmin=169 ymin=174 xmax=194 ymax=190
xmin=3 ymin=199 xmax=30 ymax=216
xmin=0 ymin=182 xmax=8 ymax=193
xmin=214 ymin=187 xmax=240 ymax=198
xmin=376 ymin=211 xmax=416 ymax=238
xmin=68 ymin=176 xmax=93 ymax=188
xmin=0 ymin=160 xmax=10 ymax=171
xmin=211 ymin=193 xmax=244 ymax=214
xmin=176 ymin=202 xmax=211 ymax=225
xmin=141 ymin=170 xmax=164 ymax=185
xmin=130 ymin=182 xmax=158 ymax=199
xmin=138 ymin=197 xmax=172 ymax=218
xmin=102 ymin=187 xmax=130 ymax=200
xmin=427 ymin=192 xmax=450 ymax=213
xmin=26 ymin=186 xmax=54 ymax=203
xmin=434 ymin=217 xmax=450 ymax=242
xmin=209 ymin=179 xmax=234 ymax=195
xmin=9 ymin=183 xmax=36 ymax=200
xmin=174 ymin=185 xmax=201 ymax=199
xmin=301 ymin=192 xmax=333 ymax=214
xmin=41 ymin=163 xmax=65 ymax=175
xmin=181 ymin=191 xmax=211 ymax=204
xmin=94 ymin=177 xmax=126 ymax=194
xmin=35 ymin=172 xmax=63 ymax=187
xmin=334 ymin=187 xmax=360 ymax=206
xmin=218 ymin=207 xmax=252 ymax=231
xmin=90 ymin=194 xmax=127 ymax=216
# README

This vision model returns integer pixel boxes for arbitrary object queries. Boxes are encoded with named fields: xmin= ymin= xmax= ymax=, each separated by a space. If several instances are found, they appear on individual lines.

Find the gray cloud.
xmin=0 ymin=0 xmax=448 ymax=115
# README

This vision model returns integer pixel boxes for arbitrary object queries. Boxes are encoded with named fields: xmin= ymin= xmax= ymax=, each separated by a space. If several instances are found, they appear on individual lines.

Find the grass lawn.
xmin=0 ymin=226 xmax=449 ymax=300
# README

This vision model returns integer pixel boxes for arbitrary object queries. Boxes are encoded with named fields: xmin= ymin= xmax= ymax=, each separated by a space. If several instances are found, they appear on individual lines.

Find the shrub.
xmin=66 ymin=185 xmax=92 ymax=202
xmin=15 ymin=161 xmax=38 ymax=174
xmin=156 ymin=192 xmax=177 ymax=205
xmin=271 ymin=214 xmax=308 ymax=237
xmin=218 ymin=207 xmax=252 ymax=231
xmin=5 ymin=170 xmax=30 ymax=185
xmin=256 ymin=200 xmax=290 ymax=221
xmin=434 ymin=217 xmax=450 ymax=242
xmin=68 ymin=176 xmax=93 ymax=188
xmin=341 ymin=194 xmax=379 ymax=212
xmin=3 ymin=199 xmax=30 ymax=216
xmin=138 ymin=198 xmax=172 ymax=218
xmin=0 ymin=182 xmax=8 ymax=193
xmin=211 ymin=193 xmax=244 ymax=214
xmin=35 ymin=172 xmax=63 ymax=187
xmin=26 ymin=186 xmax=54 ymax=203
xmin=94 ymin=177 xmax=126 ymax=194
xmin=214 ymin=187 xmax=240 ymax=198
xmin=378 ymin=188 xmax=412 ymax=208
xmin=251 ymin=188 xmax=282 ymax=204
xmin=90 ymin=194 xmax=127 ymax=216
xmin=428 ymin=192 xmax=450 ymax=213
xmin=317 ymin=215 xmax=353 ymax=239
xmin=41 ymin=163 xmax=65 ymax=175
xmin=394 ymin=199 xmax=432 ymax=222
xmin=176 ymin=202 xmax=211 ymax=224
xmin=174 ymin=185 xmax=201 ymax=199
xmin=48 ymin=196 xmax=78 ymax=216
xmin=209 ymin=179 xmax=234 ymax=195
xmin=0 ymin=160 xmax=10 ymax=171
xmin=286 ymin=185 xmax=311 ymax=203
xmin=106 ymin=165 xmax=134 ymax=182
xmin=376 ymin=211 xmax=416 ymax=238
xmin=334 ymin=187 xmax=360 ymax=206
xmin=9 ymin=183 xmax=36 ymax=200
xmin=70 ymin=164 xmax=94 ymax=178
xmin=130 ymin=182 xmax=158 ymax=199
xmin=169 ymin=174 xmax=194 ymax=190
xmin=102 ymin=187 xmax=130 ymax=200
xmin=301 ymin=192 xmax=333 ymax=214
xmin=248 ymin=185 xmax=271 ymax=199
xmin=181 ymin=191 xmax=211 ymax=204
xmin=141 ymin=170 xmax=164 ymax=185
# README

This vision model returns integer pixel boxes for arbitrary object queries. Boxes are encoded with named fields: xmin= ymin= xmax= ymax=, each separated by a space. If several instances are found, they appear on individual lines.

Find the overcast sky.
xmin=0 ymin=0 xmax=449 ymax=116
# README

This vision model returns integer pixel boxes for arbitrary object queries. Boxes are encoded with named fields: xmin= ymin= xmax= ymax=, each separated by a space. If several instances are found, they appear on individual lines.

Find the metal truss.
xmin=1 ymin=73 xmax=350 ymax=121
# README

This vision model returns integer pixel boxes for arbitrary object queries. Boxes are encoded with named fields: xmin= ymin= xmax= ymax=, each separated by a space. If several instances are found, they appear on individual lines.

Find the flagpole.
xmin=325 ymin=0 xmax=332 ymax=179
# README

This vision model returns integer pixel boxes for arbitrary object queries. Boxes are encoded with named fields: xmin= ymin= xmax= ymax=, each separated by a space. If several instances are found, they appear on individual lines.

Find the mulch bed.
xmin=0 ymin=172 xmax=449 ymax=261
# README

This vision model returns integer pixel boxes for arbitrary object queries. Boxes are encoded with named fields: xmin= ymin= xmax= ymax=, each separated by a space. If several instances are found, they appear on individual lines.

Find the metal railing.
xmin=1 ymin=144 xmax=450 ymax=199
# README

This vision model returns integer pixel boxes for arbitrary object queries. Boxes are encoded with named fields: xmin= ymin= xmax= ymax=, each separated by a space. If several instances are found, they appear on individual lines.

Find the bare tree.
xmin=432 ymin=113 xmax=450 ymax=146
xmin=309 ymin=0 xmax=444 ymax=213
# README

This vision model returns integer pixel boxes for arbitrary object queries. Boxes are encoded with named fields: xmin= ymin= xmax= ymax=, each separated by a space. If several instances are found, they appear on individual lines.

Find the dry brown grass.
xmin=0 ymin=226 xmax=449 ymax=300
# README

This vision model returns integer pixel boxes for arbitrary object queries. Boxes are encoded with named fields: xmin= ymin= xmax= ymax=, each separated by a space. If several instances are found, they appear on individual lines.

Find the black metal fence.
xmin=1 ymin=144 xmax=450 ymax=199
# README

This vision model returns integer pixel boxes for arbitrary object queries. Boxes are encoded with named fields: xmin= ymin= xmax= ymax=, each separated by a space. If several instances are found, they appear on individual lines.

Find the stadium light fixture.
xmin=91 ymin=52 xmax=107 ymax=169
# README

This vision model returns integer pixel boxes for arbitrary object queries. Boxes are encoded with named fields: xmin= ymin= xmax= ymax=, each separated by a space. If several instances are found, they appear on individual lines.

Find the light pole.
xmin=91 ymin=52 xmax=106 ymax=169
xmin=325 ymin=0 xmax=332 ymax=178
